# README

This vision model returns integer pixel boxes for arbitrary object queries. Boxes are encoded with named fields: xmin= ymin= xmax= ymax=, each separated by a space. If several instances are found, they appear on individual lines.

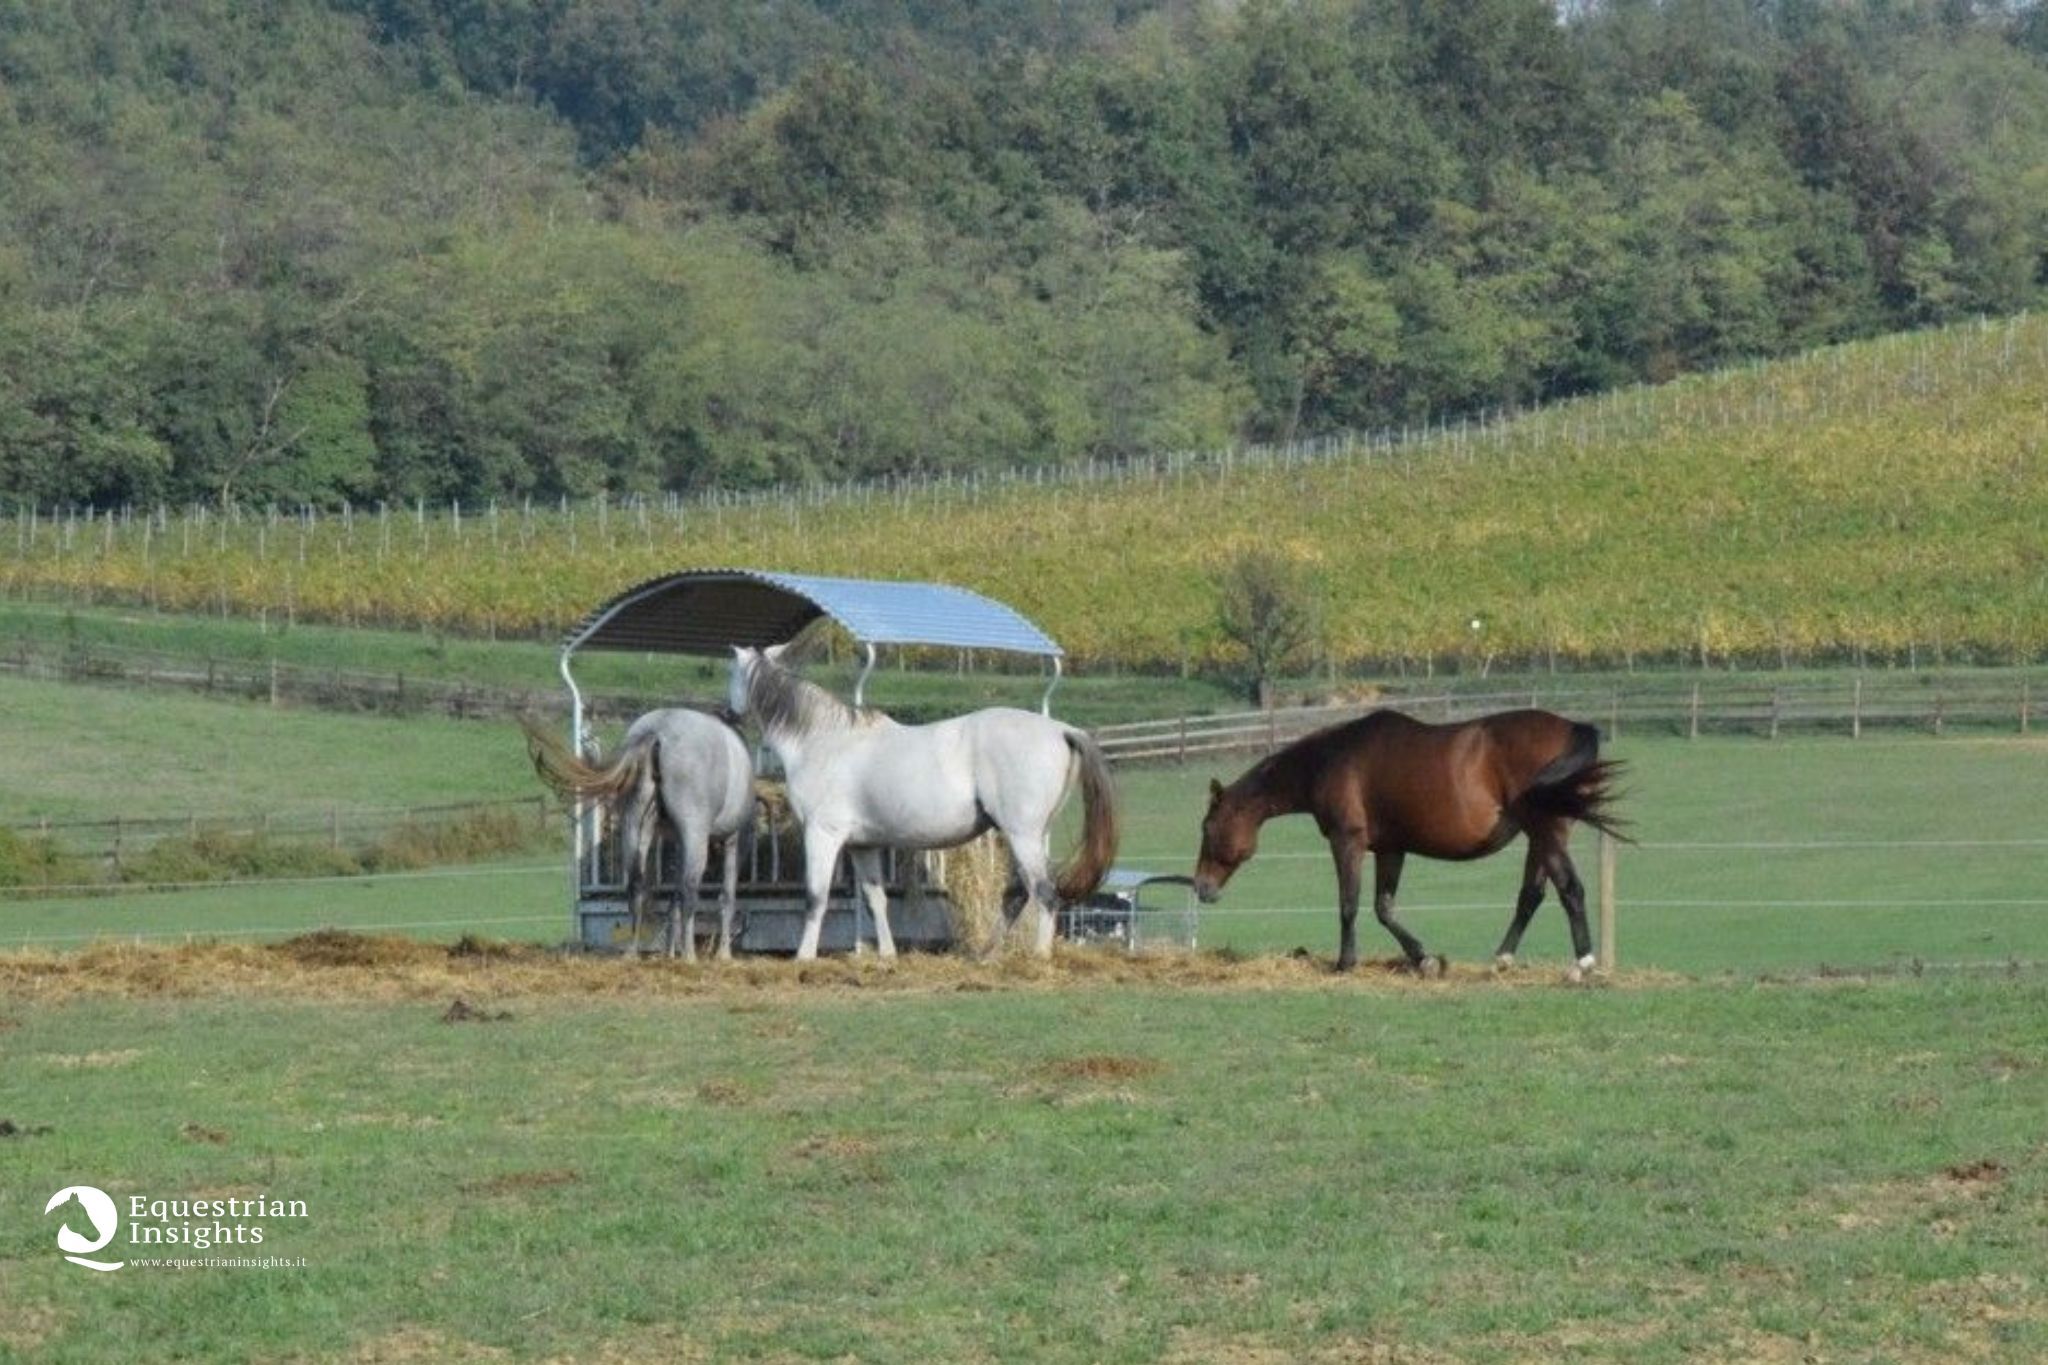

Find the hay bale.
xmin=938 ymin=831 xmax=1016 ymax=955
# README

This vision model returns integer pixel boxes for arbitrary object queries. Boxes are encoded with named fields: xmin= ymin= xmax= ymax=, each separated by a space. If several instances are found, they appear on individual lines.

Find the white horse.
xmin=522 ymin=709 xmax=755 ymax=959
xmin=727 ymin=645 xmax=1118 ymax=960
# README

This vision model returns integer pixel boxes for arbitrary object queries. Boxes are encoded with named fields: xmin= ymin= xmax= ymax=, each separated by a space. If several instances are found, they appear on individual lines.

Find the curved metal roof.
xmin=561 ymin=568 xmax=1063 ymax=658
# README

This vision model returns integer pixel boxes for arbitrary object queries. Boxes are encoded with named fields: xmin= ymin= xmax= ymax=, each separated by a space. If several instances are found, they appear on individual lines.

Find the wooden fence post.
xmin=1688 ymin=682 xmax=1700 ymax=740
xmin=1852 ymin=677 xmax=1862 ymax=739
xmin=2022 ymin=681 xmax=2031 ymax=736
xmin=1597 ymin=830 xmax=1617 ymax=973
xmin=1769 ymin=687 xmax=1781 ymax=741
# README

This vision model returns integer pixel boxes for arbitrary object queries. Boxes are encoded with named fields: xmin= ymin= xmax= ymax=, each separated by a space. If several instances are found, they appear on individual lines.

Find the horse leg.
xmin=796 ymin=832 xmax=845 ymax=961
xmin=1372 ymin=849 xmax=1439 ymax=974
xmin=1006 ymin=829 xmax=1060 ymax=959
xmin=1331 ymin=833 xmax=1366 ymax=972
xmin=714 ymin=830 xmax=741 ymax=961
xmin=623 ymin=797 xmax=656 ymax=956
xmin=1545 ymin=843 xmax=1596 ymax=974
xmin=669 ymin=832 xmax=709 ymax=961
xmin=1493 ymin=840 xmax=1551 ymax=969
xmin=849 ymin=848 xmax=898 ymax=960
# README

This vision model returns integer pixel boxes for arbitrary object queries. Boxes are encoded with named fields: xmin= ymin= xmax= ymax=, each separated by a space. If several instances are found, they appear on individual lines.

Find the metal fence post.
xmin=1597 ymin=830 xmax=1617 ymax=973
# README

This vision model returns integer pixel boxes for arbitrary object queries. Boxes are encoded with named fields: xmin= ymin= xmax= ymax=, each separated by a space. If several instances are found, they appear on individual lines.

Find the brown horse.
xmin=1193 ymin=709 xmax=1625 ymax=974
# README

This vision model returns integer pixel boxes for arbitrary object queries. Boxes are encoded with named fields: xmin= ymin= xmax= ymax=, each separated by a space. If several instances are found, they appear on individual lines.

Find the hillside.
xmin=5 ymin=2 xmax=2048 ymax=506
xmin=5 ymin=317 xmax=2043 ymax=667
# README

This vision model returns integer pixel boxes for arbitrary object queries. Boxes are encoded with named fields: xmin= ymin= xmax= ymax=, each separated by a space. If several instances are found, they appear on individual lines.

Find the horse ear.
xmin=762 ymin=641 xmax=790 ymax=663
xmin=1208 ymin=778 xmax=1224 ymax=804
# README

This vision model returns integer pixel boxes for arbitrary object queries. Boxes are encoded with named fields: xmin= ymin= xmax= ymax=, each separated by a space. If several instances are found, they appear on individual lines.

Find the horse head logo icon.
xmin=44 ymin=1186 xmax=123 ymax=1272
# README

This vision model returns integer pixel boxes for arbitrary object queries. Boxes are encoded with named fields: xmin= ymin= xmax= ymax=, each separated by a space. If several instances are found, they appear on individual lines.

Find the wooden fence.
xmin=1093 ymin=673 xmax=2042 ymax=763
xmin=3 ymin=796 xmax=553 ymax=867
xmin=0 ymin=637 xmax=667 ymax=727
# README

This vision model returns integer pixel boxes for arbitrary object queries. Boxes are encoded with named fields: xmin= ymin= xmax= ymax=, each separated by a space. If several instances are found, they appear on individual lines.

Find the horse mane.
xmin=746 ymin=653 xmax=890 ymax=737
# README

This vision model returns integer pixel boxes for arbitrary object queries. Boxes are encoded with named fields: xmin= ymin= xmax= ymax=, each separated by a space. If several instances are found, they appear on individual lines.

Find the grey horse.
xmin=523 ymin=709 xmax=756 ymax=959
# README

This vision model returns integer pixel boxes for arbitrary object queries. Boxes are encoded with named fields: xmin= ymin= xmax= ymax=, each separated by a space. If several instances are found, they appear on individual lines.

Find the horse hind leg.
xmin=1545 ymin=844 xmax=1596 ymax=976
xmin=980 ymin=829 xmax=1057 ymax=959
xmin=848 ymin=848 xmax=897 ymax=960
xmin=668 ymin=831 xmax=709 ymax=962
xmin=1006 ymin=830 xmax=1061 ymax=959
xmin=1494 ymin=839 xmax=1552 ymax=969
xmin=623 ymin=795 xmax=659 ymax=957
xmin=714 ymin=830 xmax=742 ymax=960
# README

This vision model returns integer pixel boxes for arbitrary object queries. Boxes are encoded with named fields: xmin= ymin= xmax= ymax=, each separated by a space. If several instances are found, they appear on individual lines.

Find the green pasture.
xmin=0 ymin=597 xmax=1235 ymax=728
xmin=2 ymin=976 xmax=2045 ymax=1362
xmin=1 ymin=659 xmax=2042 ymax=975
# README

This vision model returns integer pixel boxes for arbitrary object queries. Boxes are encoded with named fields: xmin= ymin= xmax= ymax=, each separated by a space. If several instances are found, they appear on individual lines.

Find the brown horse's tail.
xmin=1516 ymin=722 xmax=1630 ymax=841
xmin=519 ymin=715 xmax=656 ymax=809
xmin=1055 ymin=730 xmax=1120 ymax=902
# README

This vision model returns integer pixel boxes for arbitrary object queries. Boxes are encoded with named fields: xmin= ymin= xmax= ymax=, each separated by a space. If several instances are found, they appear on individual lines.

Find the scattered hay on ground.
xmin=459 ymin=1169 xmax=580 ymax=1198
xmin=0 ymin=930 xmax=1687 ymax=1005
xmin=1036 ymin=1053 xmax=1166 ymax=1083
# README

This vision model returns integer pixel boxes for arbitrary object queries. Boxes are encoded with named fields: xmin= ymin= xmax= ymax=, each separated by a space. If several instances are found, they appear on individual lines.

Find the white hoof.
xmin=1494 ymin=953 xmax=1515 ymax=971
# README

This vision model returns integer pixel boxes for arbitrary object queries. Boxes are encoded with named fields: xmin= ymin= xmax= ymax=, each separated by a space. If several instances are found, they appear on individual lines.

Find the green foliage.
xmin=3 ymin=2 xmax=2048 ymax=504
xmin=6 ymin=314 xmax=2043 ymax=669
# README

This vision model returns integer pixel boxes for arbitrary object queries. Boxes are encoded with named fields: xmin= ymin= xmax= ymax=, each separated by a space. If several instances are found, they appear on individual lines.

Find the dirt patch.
xmin=0 ymin=1118 xmax=53 ymax=1138
xmin=0 ymin=932 xmax=1690 ymax=1004
xmin=333 ymin=1327 xmax=512 ymax=1363
xmin=1161 ymin=1326 xmax=1444 ymax=1364
xmin=695 ymin=1078 xmax=751 ymax=1106
xmin=39 ymin=1049 xmax=142 ymax=1068
xmin=441 ymin=997 xmax=513 ymax=1024
xmin=790 ymin=1133 xmax=881 ymax=1161
xmin=179 ymin=1122 xmax=230 ymax=1146
xmin=1036 ymin=1053 xmax=1166 ymax=1083
xmin=0 ymin=1301 xmax=66 ymax=1356
xmin=1944 ymin=1158 xmax=2008 ymax=1184
xmin=460 ymin=1169 xmax=580 ymax=1197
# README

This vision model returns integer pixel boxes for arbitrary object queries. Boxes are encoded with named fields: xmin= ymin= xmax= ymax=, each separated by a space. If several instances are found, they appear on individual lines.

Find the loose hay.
xmin=0 ymin=931 xmax=1686 ymax=1004
xmin=936 ymin=829 xmax=1010 ymax=952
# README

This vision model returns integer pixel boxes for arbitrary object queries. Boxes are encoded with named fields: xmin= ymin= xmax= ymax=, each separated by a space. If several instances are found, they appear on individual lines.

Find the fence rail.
xmin=0 ymin=636 xmax=672 ymax=727
xmin=1095 ymin=674 xmax=2042 ymax=761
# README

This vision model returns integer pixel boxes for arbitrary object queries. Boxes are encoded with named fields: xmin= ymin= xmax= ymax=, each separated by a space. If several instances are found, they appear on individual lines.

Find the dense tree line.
xmin=3 ymin=0 xmax=2046 ymax=509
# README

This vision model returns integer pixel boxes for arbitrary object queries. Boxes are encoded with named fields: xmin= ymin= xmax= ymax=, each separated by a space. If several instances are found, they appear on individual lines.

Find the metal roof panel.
xmin=561 ymin=568 xmax=1063 ymax=658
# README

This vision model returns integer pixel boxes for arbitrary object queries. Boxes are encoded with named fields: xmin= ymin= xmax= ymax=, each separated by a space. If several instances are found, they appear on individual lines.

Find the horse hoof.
xmin=1411 ymin=955 xmax=1444 ymax=979
xmin=1494 ymin=953 xmax=1515 ymax=972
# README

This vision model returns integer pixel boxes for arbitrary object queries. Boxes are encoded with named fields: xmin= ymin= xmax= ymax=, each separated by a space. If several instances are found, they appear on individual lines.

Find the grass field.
xmin=4 ymin=652 xmax=2047 ymax=1362
xmin=3 ymin=664 xmax=2043 ymax=976
xmin=2 ymin=957 xmax=2044 ymax=1362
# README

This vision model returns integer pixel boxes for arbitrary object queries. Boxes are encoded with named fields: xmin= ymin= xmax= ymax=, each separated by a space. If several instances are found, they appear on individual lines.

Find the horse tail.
xmin=1055 ymin=730 xmax=1120 ymax=902
xmin=1515 ymin=721 xmax=1631 ymax=842
xmin=519 ymin=715 xmax=657 ymax=808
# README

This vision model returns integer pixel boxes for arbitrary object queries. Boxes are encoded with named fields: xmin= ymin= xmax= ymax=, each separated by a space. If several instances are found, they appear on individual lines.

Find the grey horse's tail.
xmin=518 ymin=715 xmax=657 ymax=808
xmin=1055 ymin=730 xmax=1120 ymax=903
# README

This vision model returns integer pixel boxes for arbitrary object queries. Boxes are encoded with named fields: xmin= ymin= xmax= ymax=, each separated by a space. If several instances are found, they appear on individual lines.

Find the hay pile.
xmin=0 ymin=931 xmax=1678 ymax=1003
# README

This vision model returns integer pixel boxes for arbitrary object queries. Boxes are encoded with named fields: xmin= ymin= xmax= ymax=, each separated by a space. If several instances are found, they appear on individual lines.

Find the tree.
xmin=1214 ymin=549 xmax=1322 ymax=709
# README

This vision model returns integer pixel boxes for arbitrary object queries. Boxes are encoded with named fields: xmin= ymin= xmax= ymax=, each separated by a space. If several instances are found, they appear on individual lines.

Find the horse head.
xmin=727 ymin=645 xmax=758 ymax=717
xmin=1193 ymin=776 xmax=1258 ymax=903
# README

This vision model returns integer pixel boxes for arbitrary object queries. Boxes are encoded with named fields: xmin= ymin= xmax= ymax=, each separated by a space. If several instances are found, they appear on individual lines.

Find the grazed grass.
xmin=0 ymin=974 xmax=2043 ymax=1362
